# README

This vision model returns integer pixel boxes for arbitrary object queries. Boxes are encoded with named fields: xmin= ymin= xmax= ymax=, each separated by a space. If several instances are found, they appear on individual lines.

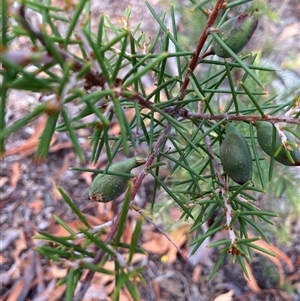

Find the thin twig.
xmin=132 ymin=205 xmax=188 ymax=260
xmin=182 ymin=111 xmax=300 ymax=125
xmin=130 ymin=93 xmax=300 ymax=125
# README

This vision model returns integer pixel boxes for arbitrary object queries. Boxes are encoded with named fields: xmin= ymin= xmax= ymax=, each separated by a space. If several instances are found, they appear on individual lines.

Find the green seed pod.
xmin=212 ymin=12 xmax=258 ymax=58
xmin=89 ymin=157 xmax=145 ymax=202
xmin=254 ymin=121 xmax=300 ymax=166
xmin=220 ymin=123 xmax=253 ymax=185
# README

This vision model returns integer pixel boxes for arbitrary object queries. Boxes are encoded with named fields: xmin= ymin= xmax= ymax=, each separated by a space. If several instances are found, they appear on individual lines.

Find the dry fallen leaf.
xmin=47 ymin=263 xmax=68 ymax=279
xmin=7 ymin=251 xmax=36 ymax=301
xmin=247 ymin=233 xmax=294 ymax=286
xmin=213 ymin=290 xmax=234 ymax=301
xmin=48 ymin=141 xmax=73 ymax=153
xmin=0 ymin=176 xmax=9 ymax=187
xmin=192 ymin=265 xmax=202 ymax=284
xmin=7 ymin=277 xmax=25 ymax=301
xmin=32 ymin=279 xmax=57 ymax=301
xmin=80 ymin=162 xmax=97 ymax=186
xmin=166 ymin=225 xmax=189 ymax=263
xmin=244 ymin=261 xmax=261 ymax=292
xmin=12 ymin=228 xmax=27 ymax=261
xmin=142 ymin=225 xmax=188 ymax=264
xmin=47 ymin=213 xmax=102 ymax=236
xmin=96 ymin=201 xmax=115 ymax=221
xmin=47 ymin=283 xmax=66 ymax=301
xmin=142 ymin=232 xmax=169 ymax=255
xmin=50 ymin=179 xmax=63 ymax=202
xmin=10 ymin=162 xmax=20 ymax=189
xmin=28 ymin=198 xmax=44 ymax=214
xmin=0 ymin=254 xmax=9 ymax=265
xmin=5 ymin=115 xmax=57 ymax=158
xmin=278 ymin=23 xmax=299 ymax=41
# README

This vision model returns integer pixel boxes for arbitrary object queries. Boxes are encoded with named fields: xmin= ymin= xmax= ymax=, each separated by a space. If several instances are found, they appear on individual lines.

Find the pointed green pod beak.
xmin=89 ymin=157 xmax=145 ymax=202
xmin=220 ymin=123 xmax=253 ymax=185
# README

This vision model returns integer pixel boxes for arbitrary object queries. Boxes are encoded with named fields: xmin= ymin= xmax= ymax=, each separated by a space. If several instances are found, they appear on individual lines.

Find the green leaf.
xmin=80 ymin=229 xmax=115 ymax=256
xmin=210 ymin=32 xmax=264 ymax=87
xmin=53 ymin=215 xmax=77 ymax=236
xmin=150 ymin=171 xmax=194 ymax=219
xmin=245 ymin=242 xmax=276 ymax=257
xmin=208 ymin=249 xmax=227 ymax=280
xmin=34 ymin=111 xmax=60 ymax=161
xmin=128 ymin=218 xmax=143 ymax=264
xmin=35 ymin=232 xmax=93 ymax=257
xmin=237 ymin=254 xmax=250 ymax=279
xmin=61 ymin=109 xmax=85 ymax=163
xmin=57 ymin=186 xmax=90 ymax=229
xmin=145 ymin=1 xmax=184 ymax=53
xmin=114 ymin=182 xmax=133 ymax=246
xmin=123 ymin=52 xmax=168 ymax=88
xmin=65 ymin=268 xmax=76 ymax=301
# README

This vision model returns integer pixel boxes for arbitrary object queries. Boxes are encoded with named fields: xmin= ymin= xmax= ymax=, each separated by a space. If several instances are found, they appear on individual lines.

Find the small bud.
xmin=220 ymin=123 xmax=253 ymax=185
xmin=89 ymin=157 xmax=145 ymax=202
xmin=212 ymin=12 xmax=258 ymax=58
xmin=255 ymin=121 xmax=300 ymax=166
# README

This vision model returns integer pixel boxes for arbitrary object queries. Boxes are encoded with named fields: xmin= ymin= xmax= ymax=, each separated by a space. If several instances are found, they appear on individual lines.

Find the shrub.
xmin=1 ymin=0 xmax=299 ymax=300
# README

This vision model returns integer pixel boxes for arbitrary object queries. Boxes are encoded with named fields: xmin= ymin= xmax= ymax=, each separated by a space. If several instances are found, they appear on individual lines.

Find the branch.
xmin=130 ymin=93 xmax=300 ymax=125
xmin=75 ymin=122 xmax=173 ymax=300
xmin=182 ymin=111 xmax=300 ymax=125
xmin=178 ymin=0 xmax=225 ymax=100
xmin=132 ymin=204 xmax=187 ymax=260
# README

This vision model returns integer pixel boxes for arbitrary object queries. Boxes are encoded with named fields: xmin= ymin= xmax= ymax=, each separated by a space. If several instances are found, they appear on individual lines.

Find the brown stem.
xmin=178 ymin=0 xmax=224 ymax=101
xmin=131 ymin=122 xmax=173 ymax=200
xmin=183 ymin=112 xmax=300 ymax=125
xmin=129 ymin=93 xmax=300 ymax=125
xmin=75 ymin=122 xmax=172 ymax=300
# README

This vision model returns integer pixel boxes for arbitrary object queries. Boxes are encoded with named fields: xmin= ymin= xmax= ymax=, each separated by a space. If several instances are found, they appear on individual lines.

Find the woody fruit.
xmin=212 ymin=12 xmax=258 ymax=58
xmin=220 ymin=123 xmax=253 ymax=184
xmin=89 ymin=157 xmax=145 ymax=202
xmin=255 ymin=121 xmax=300 ymax=166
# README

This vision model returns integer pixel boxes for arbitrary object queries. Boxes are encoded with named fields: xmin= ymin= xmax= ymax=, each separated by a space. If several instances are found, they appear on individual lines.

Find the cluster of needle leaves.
xmin=1 ymin=0 xmax=299 ymax=300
